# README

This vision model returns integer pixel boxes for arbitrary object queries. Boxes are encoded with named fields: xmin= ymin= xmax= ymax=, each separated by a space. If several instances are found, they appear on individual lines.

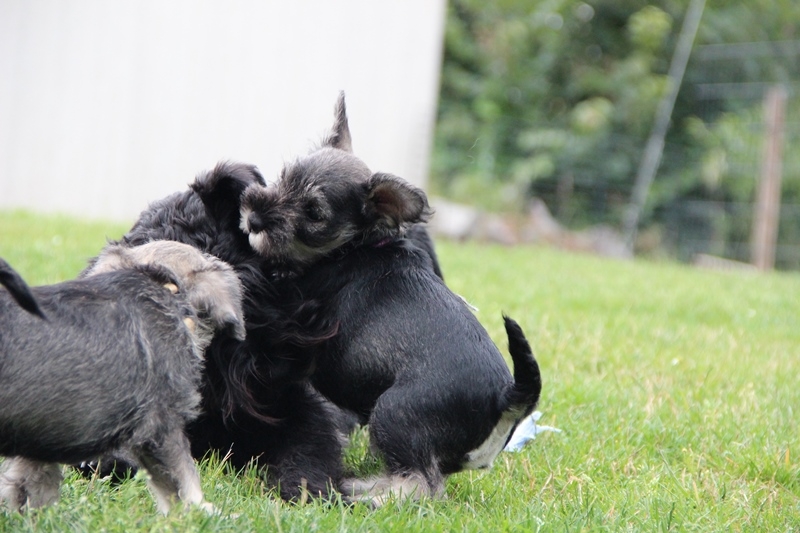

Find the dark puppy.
xmin=240 ymin=94 xmax=543 ymax=504
xmin=238 ymin=104 xmax=442 ymax=279
xmin=0 ymin=242 xmax=245 ymax=513
xmin=88 ymin=162 xmax=346 ymax=501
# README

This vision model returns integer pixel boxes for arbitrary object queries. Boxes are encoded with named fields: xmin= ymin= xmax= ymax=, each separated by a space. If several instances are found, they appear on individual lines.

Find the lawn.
xmin=1 ymin=209 xmax=798 ymax=531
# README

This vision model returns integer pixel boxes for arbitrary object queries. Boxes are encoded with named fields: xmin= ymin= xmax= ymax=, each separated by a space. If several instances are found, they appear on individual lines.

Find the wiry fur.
xmin=240 ymin=93 xmax=433 ymax=276
xmin=85 ymin=241 xmax=247 ymax=348
xmin=85 ymin=162 xmax=346 ymax=501
xmin=287 ymin=243 xmax=541 ymax=506
xmin=241 ymin=93 xmax=543 ymax=505
xmin=0 ymin=244 xmax=246 ymax=513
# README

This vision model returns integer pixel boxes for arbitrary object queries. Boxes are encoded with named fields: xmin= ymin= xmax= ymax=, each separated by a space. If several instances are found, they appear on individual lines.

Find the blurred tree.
xmin=432 ymin=0 xmax=800 ymax=266
xmin=433 ymin=0 xmax=679 ymax=223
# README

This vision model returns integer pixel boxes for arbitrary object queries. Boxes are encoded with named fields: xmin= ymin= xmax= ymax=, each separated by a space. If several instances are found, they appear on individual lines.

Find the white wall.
xmin=0 ymin=0 xmax=446 ymax=221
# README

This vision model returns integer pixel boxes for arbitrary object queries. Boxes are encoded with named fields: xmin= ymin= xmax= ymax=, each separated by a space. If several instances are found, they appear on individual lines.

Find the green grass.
xmin=1 ymin=209 xmax=799 ymax=531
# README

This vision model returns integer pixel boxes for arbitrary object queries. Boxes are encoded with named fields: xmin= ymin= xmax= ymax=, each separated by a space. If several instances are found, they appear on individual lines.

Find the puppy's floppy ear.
xmin=192 ymin=270 xmax=247 ymax=341
xmin=365 ymin=173 xmax=431 ymax=226
xmin=212 ymin=305 xmax=247 ymax=342
xmin=192 ymin=161 xmax=266 ymax=224
xmin=320 ymin=91 xmax=353 ymax=153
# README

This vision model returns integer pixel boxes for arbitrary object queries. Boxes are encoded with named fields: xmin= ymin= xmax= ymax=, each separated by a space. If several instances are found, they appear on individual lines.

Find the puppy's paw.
xmin=341 ymin=474 xmax=437 ymax=507
xmin=0 ymin=458 xmax=62 ymax=512
xmin=0 ymin=473 xmax=27 ymax=512
xmin=196 ymin=500 xmax=218 ymax=515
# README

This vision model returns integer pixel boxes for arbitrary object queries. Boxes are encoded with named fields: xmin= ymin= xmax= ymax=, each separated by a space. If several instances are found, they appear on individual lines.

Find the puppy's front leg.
xmin=133 ymin=430 xmax=213 ymax=514
xmin=0 ymin=457 xmax=63 ymax=511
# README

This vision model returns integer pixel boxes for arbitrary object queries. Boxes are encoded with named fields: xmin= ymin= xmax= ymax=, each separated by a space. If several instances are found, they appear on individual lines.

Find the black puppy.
xmin=86 ymin=162 xmax=346 ymax=501
xmin=0 ymin=242 xmax=246 ymax=513
xmin=238 ymin=102 xmax=442 ymax=280
xmin=240 ymin=94 xmax=543 ymax=504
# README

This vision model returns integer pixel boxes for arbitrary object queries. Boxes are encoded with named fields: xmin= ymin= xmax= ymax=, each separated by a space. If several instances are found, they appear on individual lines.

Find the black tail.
xmin=0 ymin=258 xmax=46 ymax=319
xmin=501 ymin=315 xmax=541 ymax=412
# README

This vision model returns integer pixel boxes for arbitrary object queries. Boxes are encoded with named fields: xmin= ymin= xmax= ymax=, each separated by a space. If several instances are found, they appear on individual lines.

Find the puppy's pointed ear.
xmin=321 ymin=91 xmax=353 ymax=152
xmin=365 ymin=173 xmax=431 ymax=227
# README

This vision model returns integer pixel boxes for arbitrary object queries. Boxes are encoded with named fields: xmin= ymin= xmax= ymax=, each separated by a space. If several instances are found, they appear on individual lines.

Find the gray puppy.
xmin=0 ymin=241 xmax=245 ymax=514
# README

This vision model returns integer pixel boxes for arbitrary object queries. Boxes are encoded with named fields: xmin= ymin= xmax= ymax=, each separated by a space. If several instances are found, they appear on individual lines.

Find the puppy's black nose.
xmin=248 ymin=212 xmax=267 ymax=233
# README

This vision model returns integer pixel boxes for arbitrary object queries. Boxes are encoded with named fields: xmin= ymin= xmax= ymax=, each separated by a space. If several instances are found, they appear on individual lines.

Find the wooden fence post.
xmin=751 ymin=85 xmax=787 ymax=271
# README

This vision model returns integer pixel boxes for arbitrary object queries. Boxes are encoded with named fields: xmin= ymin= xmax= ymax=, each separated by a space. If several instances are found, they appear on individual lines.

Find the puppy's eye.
xmin=305 ymin=203 xmax=324 ymax=222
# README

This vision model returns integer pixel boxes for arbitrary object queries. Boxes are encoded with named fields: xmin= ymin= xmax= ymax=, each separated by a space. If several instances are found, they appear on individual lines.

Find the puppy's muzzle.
xmin=247 ymin=212 xmax=268 ymax=234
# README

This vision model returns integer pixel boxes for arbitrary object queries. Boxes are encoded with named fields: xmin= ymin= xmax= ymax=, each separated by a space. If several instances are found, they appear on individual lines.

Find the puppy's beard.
xmin=247 ymin=232 xmax=273 ymax=257
xmin=239 ymin=206 xmax=254 ymax=233
xmin=248 ymin=223 xmax=363 ymax=269
xmin=247 ymin=231 xmax=308 ymax=267
xmin=285 ymin=228 xmax=360 ymax=265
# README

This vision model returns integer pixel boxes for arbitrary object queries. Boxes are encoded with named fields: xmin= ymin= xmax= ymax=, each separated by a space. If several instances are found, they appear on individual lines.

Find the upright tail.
xmin=0 ymin=258 xmax=46 ymax=319
xmin=501 ymin=314 xmax=541 ymax=413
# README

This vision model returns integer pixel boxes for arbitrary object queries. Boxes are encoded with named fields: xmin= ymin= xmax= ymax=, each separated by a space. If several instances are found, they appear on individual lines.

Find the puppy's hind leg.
xmin=133 ymin=430 xmax=213 ymax=515
xmin=0 ymin=457 xmax=63 ymax=511
xmin=343 ymin=392 xmax=446 ymax=506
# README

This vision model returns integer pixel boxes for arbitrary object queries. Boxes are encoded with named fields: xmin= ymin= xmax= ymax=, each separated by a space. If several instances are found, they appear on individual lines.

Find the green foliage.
xmin=0 ymin=210 xmax=131 ymax=283
xmin=628 ymin=6 xmax=673 ymax=53
xmin=1 ymin=211 xmax=799 ymax=531
xmin=433 ymin=0 xmax=800 ymax=266
xmin=433 ymin=0 xmax=682 ymax=223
